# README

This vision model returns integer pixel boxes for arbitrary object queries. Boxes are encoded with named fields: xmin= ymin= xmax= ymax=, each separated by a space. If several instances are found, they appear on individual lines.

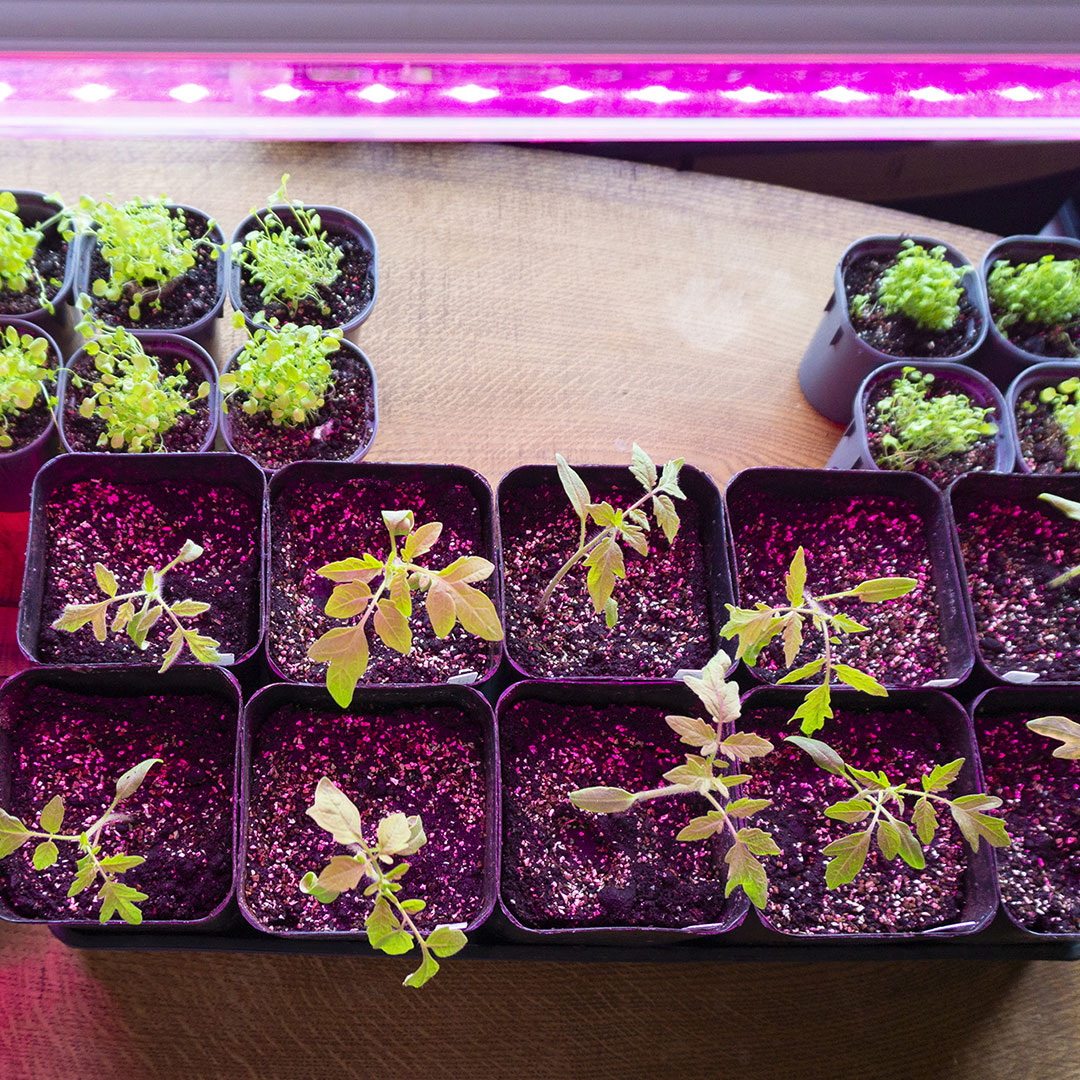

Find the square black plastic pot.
xmin=496 ymin=679 xmax=750 ymax=945
xmin=0 ymin=663 xmax=241 ymax=932
xmin=725 ymin=467 xmax=975 ymax=691
xmin=739 ymin=685 xmax=998 ymax=940
xmin=265 ymin=460 xmax=501 ymax=687
xmin=1005 ymin=361 xmax=1080 ymax=475
xmin=237 ymin=681 xmax=498 ymax=946
xmin=497 ymin=463 xmax=733 ymax=680
xmin=798 ymin=235 xmax=988 ymax=425
xmin=18 ymin=452 xmax=266 ymax=669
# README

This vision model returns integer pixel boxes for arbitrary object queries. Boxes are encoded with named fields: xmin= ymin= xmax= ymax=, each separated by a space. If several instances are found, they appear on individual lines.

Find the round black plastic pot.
xmin=977 ymin=235 xmax=1080 ymax=390
xmin=497 ymin=462 xmax=734 ymax=681
xmin=798 ymin=235 xmax=988 ymax=425
xmin=0 ymin=318 xmax=61 ymax=513
xmin=219 ymin=338 xmax=378 ymax=472
xmin=73 ymin=203 xmax=227 ymax=349
xmin=227 ymin=205 xmax=377 ymax=336
xmin=237 ymin=681 xmax=498 ymax=945
xmin=826 ymin=361 xmax=1014 ymax=485
xmin=496 ymin=678 xmax=750 ymax=945
xmin=738 ymin=685 xmax=998 ymax=940
xmin=1005 ymin=361 xmax=1080 ymax=474
xmin=265 ymin=460 xmax=502 ymax=686
xmin=57 ymin=333 xmax=220 ymax=455
xmin=725 ymin=467 xmax=976 ymax=690
xmin=18 ymin=452 xmax=266 ymax=669
xmin=0 ymin=663 xmax=241 ymax=932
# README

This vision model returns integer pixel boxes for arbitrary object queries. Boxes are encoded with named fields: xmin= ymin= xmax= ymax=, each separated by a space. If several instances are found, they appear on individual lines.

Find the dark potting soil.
xmin=500 ymin=698 xmax=737 ymax=930
xmin=61 ymin=348 xmax=211 ymax=453
xmin=0 ymin=683 xmax=234 ymax=921
xmin=244 ymin=702 xmax=487 ymax=933
xmin=501 ymin=475 xmax=713 ymax=678
xmin=742 ymin=704 xmax=970 ymax=934
xmin=955 ymin=493 xmax=1080 ymax=680
xmin=1015 ymin=388 xmax=1076 ymax=474
xmin=845 ymin=253 xmax=980 ymax=358
xmin=976 ymin=707 xmax=1080 ymax=934
xmin=990 ymin=301 xmax=1080 ymax=359
xmin=0 ymin=342 xmax=57 ymax=453
xmin=36 ymin=478 xmax=261 ymax=665
xmin=225 ymin=346 xmax=375 ymax=470
xmin=86 ymin=210 xmax=222 ymax=332
xmin=865 ymin=377 xmax=998 ymax=490
xmin=270 ymin=474 xmax=497 ymax=682
xmin=729 ymin=491 xmax=950 ymax=685
xmin=0 ymin=226 xmax=66 ymax=315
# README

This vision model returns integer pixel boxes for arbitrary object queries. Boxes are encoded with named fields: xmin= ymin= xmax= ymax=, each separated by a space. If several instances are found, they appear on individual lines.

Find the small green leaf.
xmin=921 ymin=758 xmax=965 ymax=793
xmin=373 ymin=599 xmax=413 ymax=655
xmin=791 ymin=684 xmax=834 ymax=735
xmin=629 ymin=443 xmax=658 ymax=491
xmin=1038 ymin=492 xmax=1080 ymax=522
xmin=949 ymin=795 xmax=1011 ymax=851
xmin=403 ymin=951 xmax=440 ymax=988
xmin=912 ymin=797 xmax=938 ymax=845
xmin=39 ymin=795 xmax=64 ymax=835
xmin=776 ymin=657 xmax=826 ymax=684
xmin=823 ymin=830 xmax=871 ymax=888
xmin=170 ymin=599 xmax=211 ymax=618
xmin=555 ymin=453 xmax=591 ymax=521
xmin=876 ymin=819 xmax=900 ymax=860
xmin=425 ymin=925 xmax=468 ymax=958
xmin=658 ymin=458 xmax=685 ymax=499
xmin=32 ymin=840 xmax=58 ymax=870
xmin=833 ymin=664 xmax=888 ymax=696
xmin=720 ymin=731 xmax=774 ymax=761
xmin=893 ymin=820 xmax=926 ymax=870
xmin=735 ymin=827 xmax=781 ymax=857
xmin=1026 ymin=715 xmax=1080 ymax=759
xmin=724 ymin=797 xmax=770 ymax=819
xmin=725 ymin=842 xmax=769 ymax=909
xmin=142 ymin=567 xmax=156 ymax=593
xmin=115 ymin=758 xmax=161 ymax=801
xmin=400 ymin=898 xmax=426 ymax=914
xmin=824 ymin=798 xmax=873 ymax=823
xmin=308 ymin=625 xmax=370 ymax=707
xmin=782 ymin=613 xmax=804 ymax=667
xmin=98 ymin=880 xmax=148 ymax=925
xmin=94 ymin=563 xmax=118 ymax=597
xmin=848 ymin=577 xmax=918 ymax=602
xmin=403 ymin=521 xmax=442 ymax=561
xmin=569 ymin=786 xmax=637 ymax=814
xmin=603 ymin=596 xmax=618 ymax=628
xmin=306 ymin=776 xmax=365 ymax=845
xmin=315 ymin=855 xmax=367 ymax=894
xmin=787 ymin=735 xmax=846 ymax=776
xmin=583 ymin=535 xmax=625 ymax=613
xmin=651 ymin=493 xmax=680 ymax=544
xmin=785 ymin=546 xmax=807 ymax=606
xmin=676 ymin=811 xmax=726 ymax=842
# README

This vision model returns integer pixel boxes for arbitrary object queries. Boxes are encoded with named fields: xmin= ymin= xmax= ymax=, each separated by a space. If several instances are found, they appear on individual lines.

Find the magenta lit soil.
xmin=501 ymin=476 xmax=713 ymax=678
xmin=1 ymin=341 xmax=57 ymax=453
xmin=500 ymin=699 xmax=738 ymax=930
xmin=36 ymin=478 xmax=260 ymax=664
xmin=270 ymin=474 xmax=496 ymax=683
xmin=0 ymin=231 xmax=65 ymax=317
xmin=1015 ymin=388 xmax=1076 ymax=474
xmin=0 ymin=683 xmax=234 ymax=921
xmin=243 ymin=703 xmax=487 ymax=933
xmin=730 ymin=492 xmax=948 ymax=685
xmin=743 ymin=705 xmax=969 ymax=934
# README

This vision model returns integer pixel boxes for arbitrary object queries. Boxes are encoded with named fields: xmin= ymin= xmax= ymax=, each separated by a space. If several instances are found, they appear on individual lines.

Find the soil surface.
xmin=1014 ymin=387 xmax=1077 ymax=474
xmin=0 ymin=340 xmax=57 ymax=453
xmin=61 ymin=347 xmax=211 ymax=453
xmin=36 ymin=477 xmax=261 ymax=665
xmin=728 ymin=489 xmax=951 ymax=686
xmin=243 ymin=702 xmax=487 ymax=933
xmin=85 ymin=210 xmax=222 ymax=332
xmin=845 ymin=252 xmax=981 ymax=358
xmin=976 ymin=706 xmax=1080 ymax=934
xmin=0 ymin=220 xmax=66 ymax=316
xmin=224 ymin=346 xmax=375 ymax=470
xmin=0 ymin=682 xmax=235 ymax=921
xmin=501 ymin=474 xmax=714 ymax=678
xmin=990 ymin=300 xmax=1080 ymax=359
xmin=500 ymin=698 xmax=739 ymax=930
xmin=270 ymin=473 xmax=498 ymax=683
xmin=742 ymin=703 xmax=971 ymax=934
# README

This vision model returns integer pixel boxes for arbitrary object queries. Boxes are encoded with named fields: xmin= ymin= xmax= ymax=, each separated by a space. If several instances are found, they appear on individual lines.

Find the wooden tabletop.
xmin=1 ymin=140 xmax=1077 ymax=1080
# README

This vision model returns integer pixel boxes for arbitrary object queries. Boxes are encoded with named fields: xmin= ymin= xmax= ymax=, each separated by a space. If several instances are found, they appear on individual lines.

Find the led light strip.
xmin=0 ymin=53 xmax=1078 ymax=139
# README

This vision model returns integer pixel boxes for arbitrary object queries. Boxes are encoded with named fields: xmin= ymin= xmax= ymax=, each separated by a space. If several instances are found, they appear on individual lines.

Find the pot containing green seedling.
xmin=1005 ymin=363 xmax=1080 ymax=474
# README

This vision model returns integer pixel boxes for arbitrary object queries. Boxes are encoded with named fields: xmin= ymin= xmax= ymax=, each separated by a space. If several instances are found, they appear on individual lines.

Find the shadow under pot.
xmin=266 ymin=461 xmax=502 ymax=687
xmin=971 ymin=685 xmax=1080 ymax=939
xmin=57 ymin=332 xmax=219 ymax=454
xmin=737 ymin=686 xmax=997 ymax=939
xmin=228 ymin=204 xmax=377 ymax=335
xmin=724 ymin=467 xmax=975 ymax=692
xmin=18 ymin=452 xmax=266 ymax=670
xmin=798 ymin=235 xmax=988 ymax=425
xmin=827 ymin=361 xmax=1013 ymax=489
xmin=949 ymin=472 xmax=1080 ymax=685
xmin=1005 ymin=361 xmax=1080 ymax=475
xmin=0 ymin=663 xmax=240 ymax=930
xmin=0 ymin=318 xmax=62 ymax=513
xmin=219 ymin=337 xmax=377 ymax=471
xmin=497 ymin=463 xmax=733 ymax=680
xmin=73 ymin=203 xmax=227 ymax=349
xmin=496 ymin=679 xmax=749 ymax=944
xmin=977 ymin=235 xmax=1080 ymax=390
xmin=238 ymin=681 xmax=497 ymax=946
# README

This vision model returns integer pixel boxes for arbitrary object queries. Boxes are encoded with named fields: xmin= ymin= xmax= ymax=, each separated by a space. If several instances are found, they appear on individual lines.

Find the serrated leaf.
xmin=785 ymin=547 xmax=807 ymax=607
xmin=912 ymin=797 xmax=938 ymax=845
xmin=51 ymin=601 xmax=110 ymax=634
xmin=921 ymin=758 xmax=965 ymax=792
xmin=115 ymin=758 xmax=161 ymax=801
xmin=308 ymin=625 xmax=370 ymax=706
xmin=782 ymin=614 xmax=804 ymax=667
xmin=652 ymin=493 xmax=680 ymax=544
xmin=787 ymin=736 xmax=846 ymax=776
xmin=833 ymin=664 xmax=888 ymax=696
xmin=831 ymin=613 xmax=870 ymax=633
xmin=824 ymin=797 xmax=873 ymax=823
xmin=776 ymin=657 xmax=826 ymax=684
xmin=374 ymin=599 xmax=412 ymax=655
xmin=584 ymin=535 xmax=625 ymax=613
xmin=39 ymin=795 xmax=64 ymax=835
xmin=315 ymin=555 xmax=384 ymax=583
xmin=404 ymin=521 xmax=442 ymax=561
xmin=725 ymin=797 xmax=770 ymax=819
xmin=67 ymin=858 xmax=97 ymax=897
xmin=183 ymin=631 xmax=231 ymax=667
xmin=159 ymin=626 xmax=185 ymax=672
xmin=849 ymin=577 xmax=918 ymax=602
xmin=306 ymin=776 xmax=365 ymax=845
xmin=32 ymin=840 xmax=58 ymax=870
xmin=569 ymin=786 xmax=637 ymax=814
xmin=170 ymin=599 xmax=210 ymax=618
xmin=658 ymin=458 xmax=685 ymax=499
xmin=676 ymin=811 xmax=726 ymax=842
xmin=736 ymin=827 xmax=781 ymax=857
xmin=619 ymin=523 xmax=649 ymax=557
xmin=662 ymin=761 xmax=709 ymax=790
xmin=682 ymin=650 xmax=737 ymax=723
xmin=316 ymin=855 xmax=367 ymax=894
xmin=403 ymin=951 xmax=440 ymax=988
xmin=950 ymin=796 xmax=1011 ymax=851
xmin=629 ymin=443 xmax=658 ymax=491
xmin=94 ymin=563 xmax=118 ymax=597
xmin=98 ymin=854 xmax=144 ymax=874
xmin=98 ymin=879 xmax=147 ymax=925
xmin=848 ymin=766 xmax=890 ymax=791
xmin=111 ymin=600 xmax=135 ymax=633
xmin=425 ymin=576 xmax=502 ymax=641
xmin=720 ymin=731 xmax=774 ymax=762
xmin=1027 ymin=715 xmax=1080 ymax=760
xmin=725 ymin=842 xmax=769 ymax=909
xmin=555 ymin=453 xmax=591 ymax=521
xmin=665 ymin=713 xmax=719 ymax=751
xmin=823 ymin=830 xmax=871 ymax=888
xmin=426 ymin=925 xmax=468 ymax=958
xmin=586 ymin=501 xmax=620 ymax=529
xmin=791 ymin=684 xmax=834 ymax=735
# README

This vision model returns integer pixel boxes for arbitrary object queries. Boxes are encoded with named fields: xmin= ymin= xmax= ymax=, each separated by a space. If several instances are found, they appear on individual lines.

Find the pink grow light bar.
xmin=1 ymin=53 xmax=1079 ymax=140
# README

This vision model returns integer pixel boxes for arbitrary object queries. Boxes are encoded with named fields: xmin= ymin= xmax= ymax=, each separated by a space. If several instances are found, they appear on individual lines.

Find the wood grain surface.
xmin=1 ymin=140 xmax=1077 ymax=1080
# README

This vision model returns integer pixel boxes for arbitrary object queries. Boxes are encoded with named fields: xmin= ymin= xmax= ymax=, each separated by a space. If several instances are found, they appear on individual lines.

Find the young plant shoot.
xmin=788 ymin=736 xmax=1011 ymax=889
xmin=307 ymin=509 xmax=503 ymax=707
xmin=0 ymin=324 xmax=55 ymax=448
xmin=569 ymin=651 xmax=779 ymax=909
xmin=51 ymin=538 xmax=233 ymax=671
xmin=1032 ymin=378 xmax=1080 ymax=471
xmin=721 ymin=547 xmax=917 ymax=734
xmin=300 ymin=776 xmax=467 ymax=988
xmin=0 ymin=758 xmax=160 ymax=924
xmin=537 ymin=444 xmax=686 ymax=627
xmin=0 ymin=191 xmax=66 ymax=313
xmin=1037 ymin=492 xmax=1080 ymax=587
xmin=988 ymin=253 xmax=1080 ymax=353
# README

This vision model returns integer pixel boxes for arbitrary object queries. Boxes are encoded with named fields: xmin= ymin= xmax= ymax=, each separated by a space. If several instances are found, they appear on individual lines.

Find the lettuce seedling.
xmin=1033 ymin=378 xmax=1080 ymax=470
xmin=988 ymin=253 xmax=1080 ymax=346
xmin=0 ymin=758 xmax=160 ymax=924
xmin=0 ymin=191 xmax=66 ymax=313
xmin=300 ymin=776 xmax=467 ymax=988
xmin=1037 ymin=492 xmax=1080 ymax=587
xmin=0 ymin=324 xmax=56 ymax=448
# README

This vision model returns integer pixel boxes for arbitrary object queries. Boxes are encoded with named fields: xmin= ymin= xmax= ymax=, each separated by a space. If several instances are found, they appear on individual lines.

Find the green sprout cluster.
xmin=0 ymin=191 xmax=64 ymax=313
xmin=851 ymin=239 xmax=968 ymax=332
xmin=873 ymin=366 xmax=997 ymax=471
xmin=232 ymin=175 xmax=342 ymax=316
xmin=0 ymin=324 xmax=55 ymax=448
xmin=220 ymin=313 xmax=340 ymax=426
xmin=988 ymin=254 xmax=1080 ymax=339
xmin=1032 ymin=376 xmax=1080 ymax=470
